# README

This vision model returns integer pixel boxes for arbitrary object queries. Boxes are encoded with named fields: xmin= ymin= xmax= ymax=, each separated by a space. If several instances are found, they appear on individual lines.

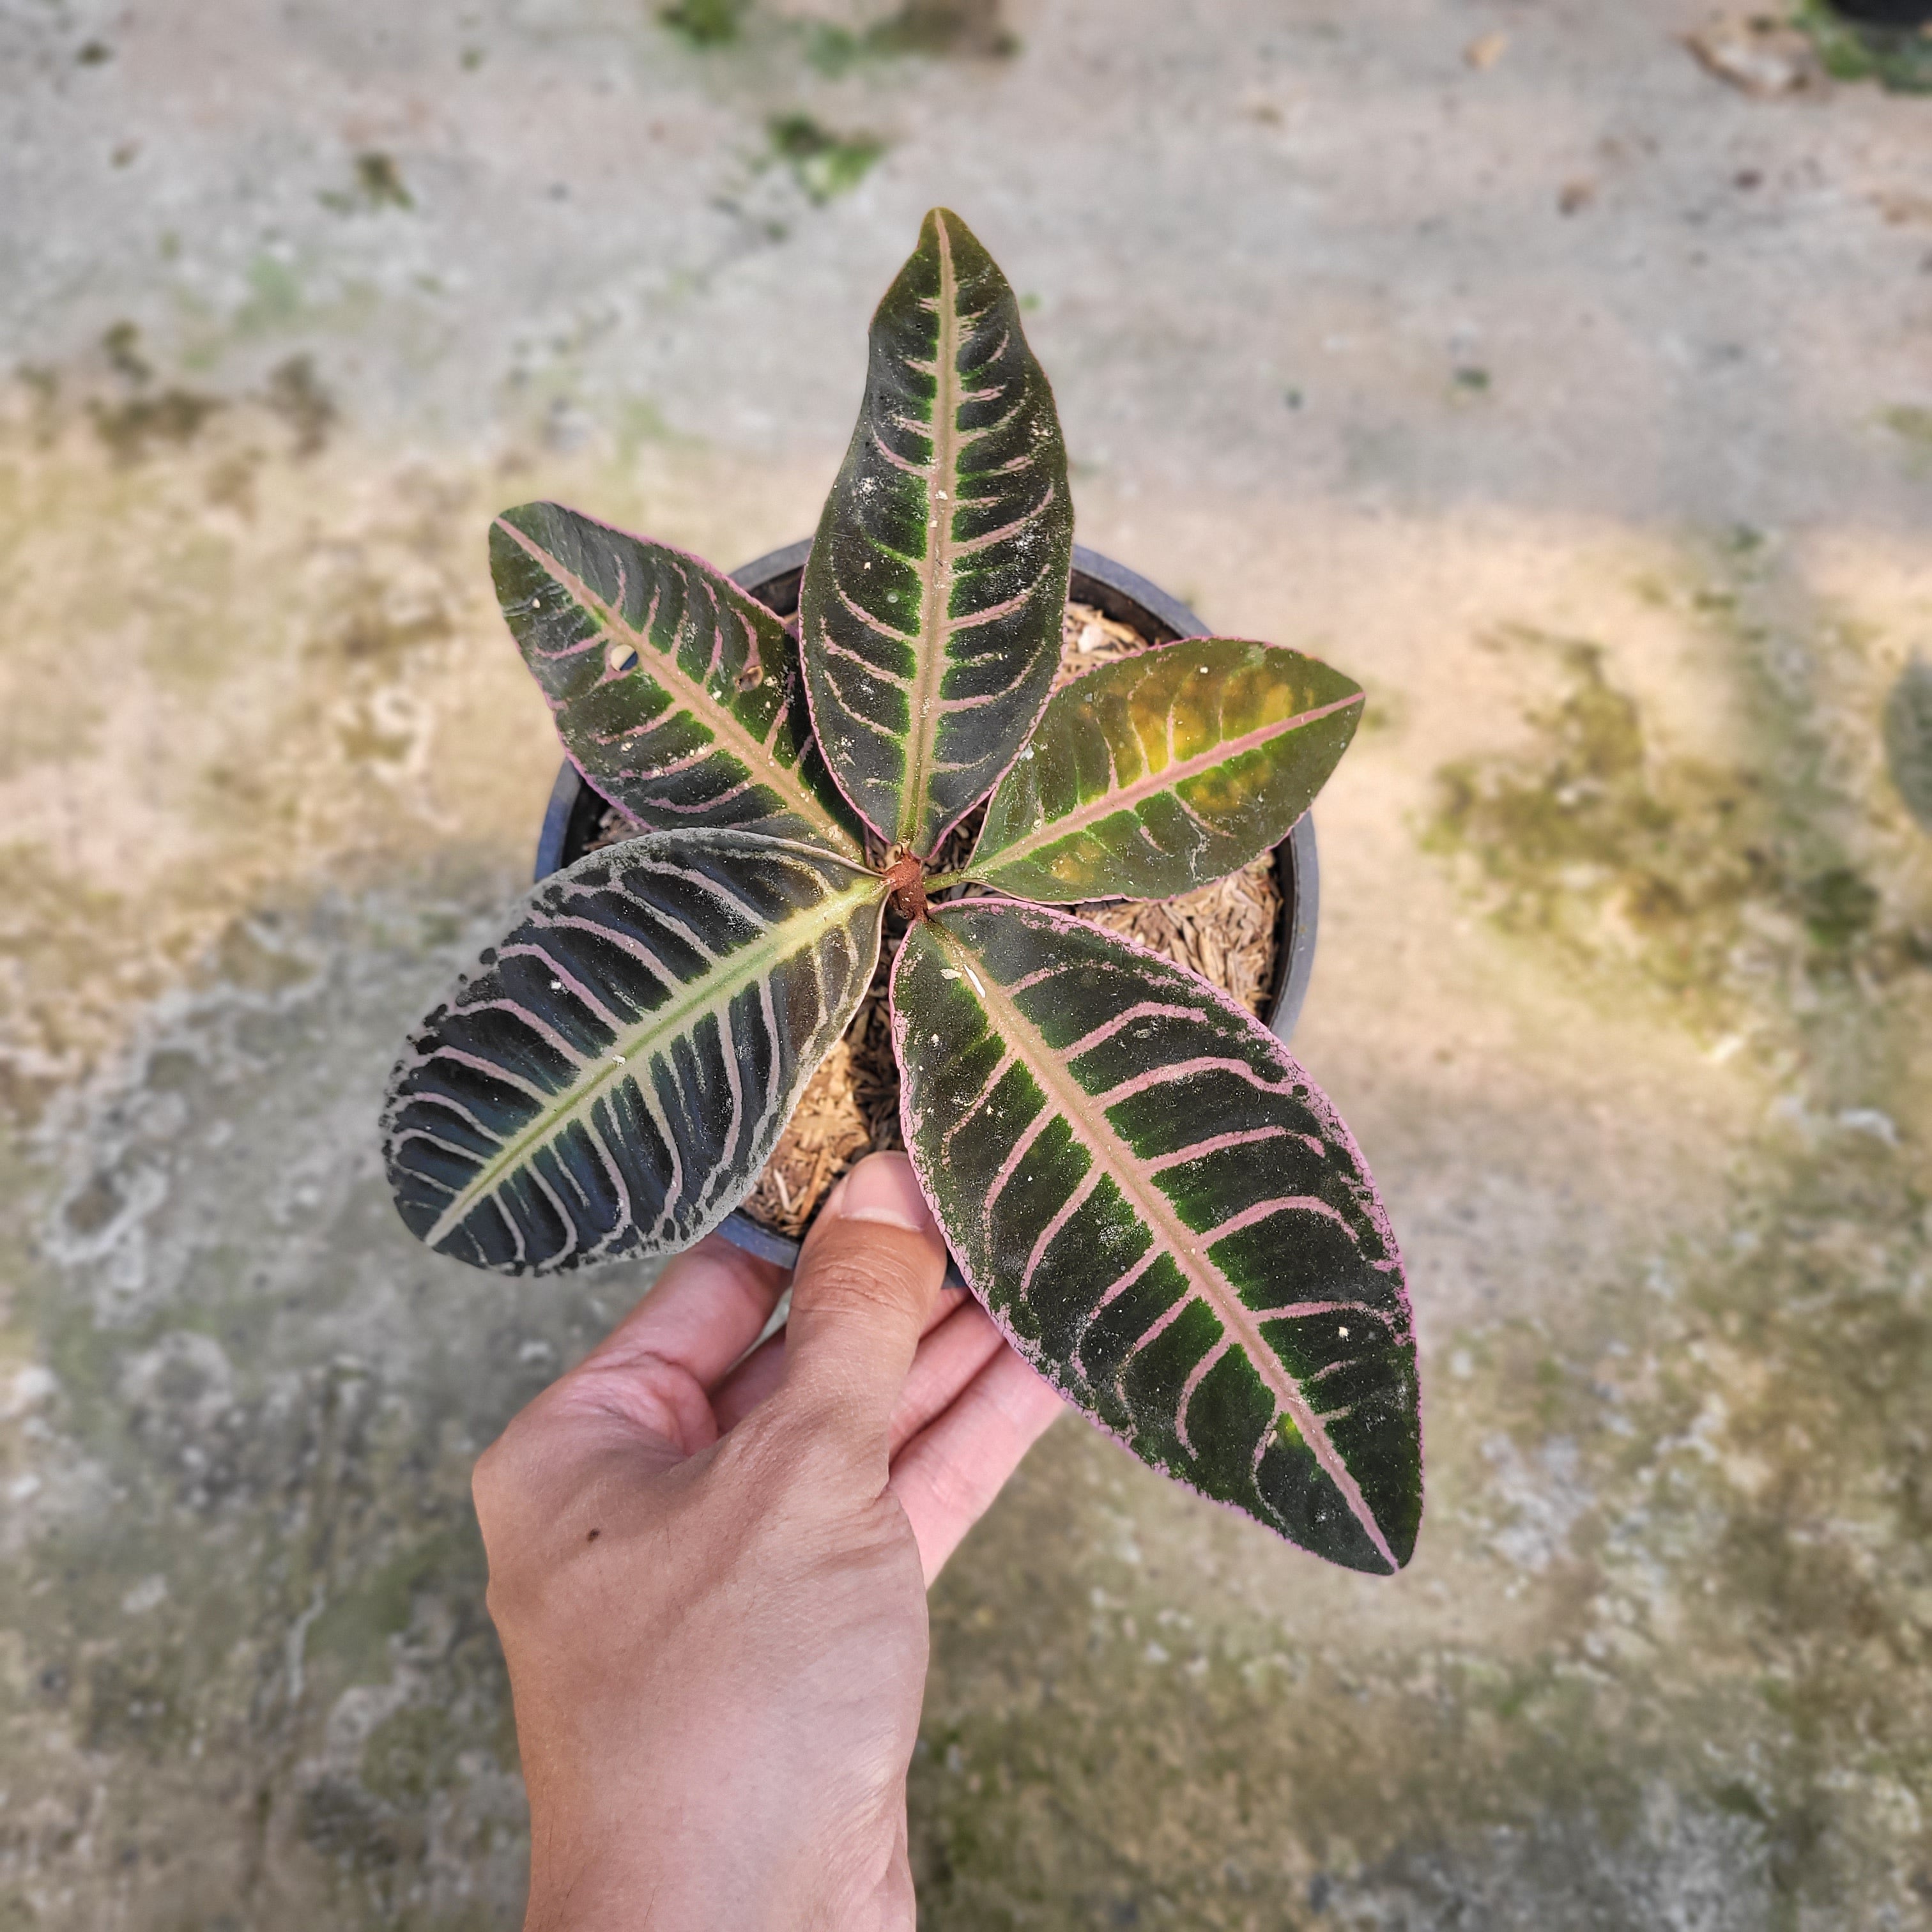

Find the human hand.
xmin=471 ymin=1152 xmax=1066 ymax=1931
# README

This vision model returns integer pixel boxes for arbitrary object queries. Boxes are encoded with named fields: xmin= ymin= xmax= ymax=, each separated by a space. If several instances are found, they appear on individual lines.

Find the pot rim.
xmin=533 ymin=539 xmax=1322 ymax=1277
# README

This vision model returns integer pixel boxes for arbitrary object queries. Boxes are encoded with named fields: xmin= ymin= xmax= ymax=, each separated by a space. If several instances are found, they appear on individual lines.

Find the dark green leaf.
xmin=968 ymin=640 xmax=1364 ymax=901
xmin=892 ymin=900 xmax=1420 ymax=1571
xmin=384 ymin=832 xmax=884 ymax=1274
xmin=801 ymin=208 xmax=1073 ymax=856
xmin=493 ymin=502 xmax=864 ymax=859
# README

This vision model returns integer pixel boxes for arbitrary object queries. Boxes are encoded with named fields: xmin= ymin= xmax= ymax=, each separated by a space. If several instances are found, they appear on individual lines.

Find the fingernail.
xmin=829 ymin=1153 xmax=933 ymax=1233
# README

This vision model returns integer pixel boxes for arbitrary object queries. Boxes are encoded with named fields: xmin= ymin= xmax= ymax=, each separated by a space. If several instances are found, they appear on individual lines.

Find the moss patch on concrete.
xmin=1792 ymin=0 xmax=1932 ymax=95
xmin=1425 ymin=546 xmax=1931 ymax=1037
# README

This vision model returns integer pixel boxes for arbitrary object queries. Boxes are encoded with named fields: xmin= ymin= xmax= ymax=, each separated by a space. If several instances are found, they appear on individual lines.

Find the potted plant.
xmin=531 ymin=539 xmax=1323 ymax=1262
xmin=382 ymin=210 xmax=1422 ymax=1575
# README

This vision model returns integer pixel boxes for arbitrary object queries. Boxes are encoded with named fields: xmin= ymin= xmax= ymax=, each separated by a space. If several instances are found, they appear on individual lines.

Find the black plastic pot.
xmin=533 ymin=540 xmax=1322 ymax=1273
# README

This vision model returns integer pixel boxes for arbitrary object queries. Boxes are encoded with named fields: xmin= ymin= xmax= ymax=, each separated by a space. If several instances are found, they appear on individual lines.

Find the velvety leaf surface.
xmin=891 ymin=900 xmax=1420 ymax=1570
xmin=801 ymin=207 xmax=1073 ymax=856
xmin=968 ymin=640 xmax=1365 ymax=902
xmin=384 ymin=832 xmax=884 ymax=1274
xmin=493 ymin=502 xmax=863 ymax=859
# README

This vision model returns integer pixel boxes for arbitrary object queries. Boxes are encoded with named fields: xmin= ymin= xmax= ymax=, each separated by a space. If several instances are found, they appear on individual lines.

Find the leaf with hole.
xmin=891 ymin=899 xmax=1420 ymax=1570
xmin=493 ymin=502 xmax=864 ymax=859
xmin=383 ymin=832 xmax=884 ymax=1273
xmin=800 ymin=206 xmax=1073 ymax=856
xmin=968 ymin=639 xmax=1365 ymax=901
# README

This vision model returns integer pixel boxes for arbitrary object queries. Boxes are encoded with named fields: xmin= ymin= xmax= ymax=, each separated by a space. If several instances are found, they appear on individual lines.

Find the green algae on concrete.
xmin=911 ymin=1115 xmax=1930 ymax=1926
xmin=659 ymin=0 xmax=753 ymax=49
xmin=762 ymin=113 xmax=887 ymax=203
xmin=1361 ymin=530 xmax=1932 ymax=1927
xmin=1885 ymin=659 xmax=1932 ymax=833
xmin=1427 ymin=545 xmax=1929 ymax=1034
xmin=806 ymin=0 xmax=1019 ymax=72
xmin=1793 ymin=0 xmax=1932 ymax=94
xmin=1 ymin=877 xmax=601 ymax=1929
xmin=903 ymin=534 xmax=1932 ymax=1928
xmin=322 ymin=154 xmax=416 ymax=215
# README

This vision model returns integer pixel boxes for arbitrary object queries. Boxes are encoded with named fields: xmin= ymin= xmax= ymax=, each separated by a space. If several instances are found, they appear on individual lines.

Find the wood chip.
xmin=1055 ymin=600 xmax=1147 ymax=686
xmin=1079 ymin=857 xmax=1283 ymax=1022
xmin=1685 ymin=18 xmax=1820 ymax=96
xmin=739 ymin=944 xmax=902 ymax=1238
xmin=1874 ymin=189 xmax=1932 ymax=226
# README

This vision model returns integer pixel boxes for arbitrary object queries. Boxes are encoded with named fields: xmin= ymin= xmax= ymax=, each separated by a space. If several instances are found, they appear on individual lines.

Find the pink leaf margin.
xmin=498 ymin=505 xmax=846 ymax=847
xmin=885 ymin=893 xmax=1423 ymax=1569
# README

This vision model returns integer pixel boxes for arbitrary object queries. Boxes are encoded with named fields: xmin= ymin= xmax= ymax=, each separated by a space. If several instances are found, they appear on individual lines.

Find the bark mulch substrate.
xmin=585 ymin=600 xmax=1284 ymax=1241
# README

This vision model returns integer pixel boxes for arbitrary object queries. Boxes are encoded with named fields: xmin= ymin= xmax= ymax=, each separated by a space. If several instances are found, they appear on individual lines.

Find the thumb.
xmin=776 ymin=1152 xmax=949 ymax=1454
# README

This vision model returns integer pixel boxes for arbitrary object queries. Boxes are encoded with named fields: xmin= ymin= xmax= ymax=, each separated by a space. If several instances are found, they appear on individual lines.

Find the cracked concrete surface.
xmin=2 ymin=0 xmax=1929 ymax=1924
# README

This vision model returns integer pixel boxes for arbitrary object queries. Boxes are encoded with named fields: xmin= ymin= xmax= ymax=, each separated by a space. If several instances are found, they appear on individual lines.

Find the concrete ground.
xmin=3 ymin=0 xmax=1929 ymax=1924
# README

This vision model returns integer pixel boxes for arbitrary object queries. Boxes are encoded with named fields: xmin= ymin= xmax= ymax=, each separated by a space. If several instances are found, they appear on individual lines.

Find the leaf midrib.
xmin=497 ymin=516 xmax=860 ymax=859
xmin=974 ymin=678 xmax=1363 ymax=877
xmin=928 ymin=909 xmax=1397 ymax=1570
xmin=426 ymin=870 xmax=883 ymax=1246
xmin=897 ymin=213 xmax=963 ymax=852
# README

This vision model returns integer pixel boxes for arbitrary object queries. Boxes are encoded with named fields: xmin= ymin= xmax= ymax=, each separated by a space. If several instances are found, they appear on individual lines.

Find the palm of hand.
xmin=473 ymin=1157 xmax=1063 ymax=1931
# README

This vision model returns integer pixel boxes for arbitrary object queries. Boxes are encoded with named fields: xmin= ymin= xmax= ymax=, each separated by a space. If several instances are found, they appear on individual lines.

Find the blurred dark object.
xmin=1883 ymin=660 xmax=1932 ymax=836
xmin=871 ymin=0 xmax=1016 ymax=55
xmin=1797 ymin=0 xmax=1932 ymax=89
xmin=659 ymin=0 xmax=747 ymax=47
xmin=1824 ymin=0 xmax=1932 ymax=24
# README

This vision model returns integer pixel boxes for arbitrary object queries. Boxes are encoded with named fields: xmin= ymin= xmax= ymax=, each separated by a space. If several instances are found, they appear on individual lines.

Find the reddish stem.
xmin=882 ymin=850 xmax=928 ymax=923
